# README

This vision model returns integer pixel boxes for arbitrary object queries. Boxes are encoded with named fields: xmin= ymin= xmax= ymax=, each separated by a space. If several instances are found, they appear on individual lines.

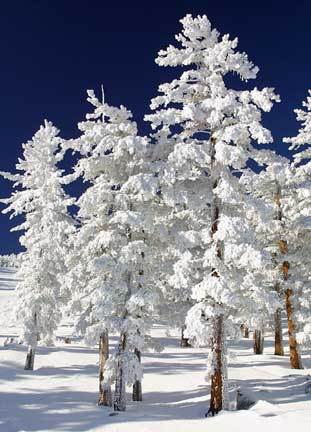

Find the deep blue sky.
xmin=0 ymin=0 xmax=310 ymax=254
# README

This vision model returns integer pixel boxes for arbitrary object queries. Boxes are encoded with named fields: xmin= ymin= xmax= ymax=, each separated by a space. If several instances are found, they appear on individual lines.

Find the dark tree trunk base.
xmin=243 ymin=325 xmax=249 ymax=339
xmin=132 ymin=348 xmax=142 ymax=401
xmin=181 ymin=326 xmax=191 ymax=347
xmin=24 ymin=346 xmax=35 ymax=370
xmin=208 ymin=315 xmax=223 ymax=415
xmin=285 ymin=288 xmax=303 ymax=369
xmin=133 ymin=380 xmax=142 ymax=401
xmin=98 ymin=387 xmax=112 ymax=407
xmin=98 ymin=331 xmax=112 ymax=407
xmin=274 ymin=308 xmax=284 ymax=356
xmin=180 ymin=338 xmax=191 ymax=347
xmin=114 ymin=334 xmax=127 ymax=412
xmin=253 ymin=330 xmax=264 ymax=355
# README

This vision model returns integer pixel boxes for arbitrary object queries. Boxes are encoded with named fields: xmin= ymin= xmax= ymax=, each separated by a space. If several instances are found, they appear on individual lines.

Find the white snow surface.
xmin=0 ymin=267 xmax=310 ymax=432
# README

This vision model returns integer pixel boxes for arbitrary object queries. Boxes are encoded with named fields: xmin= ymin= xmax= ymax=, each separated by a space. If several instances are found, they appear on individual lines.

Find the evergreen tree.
xmin=283 ymin=90 xmax=311 ymax=367
xmin=241 ymin=161 xmax=291 ymax=357
xmin=0 ymin=121 xmax=75 ymax=370
xmin=66 ymin=90 xmax=162 ymax=410
xmin=145 ymin=14 xmax=279 ymax=414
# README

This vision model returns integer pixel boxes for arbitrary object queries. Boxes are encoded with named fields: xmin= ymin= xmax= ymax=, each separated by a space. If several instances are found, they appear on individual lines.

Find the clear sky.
xmin=0 ymin=0 xmax=310 ymax=254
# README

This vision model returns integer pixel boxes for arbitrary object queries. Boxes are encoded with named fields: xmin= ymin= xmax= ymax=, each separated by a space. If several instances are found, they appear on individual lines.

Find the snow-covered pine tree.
xmin=283 ymin=90 xmax=311 ymax=367
xmin=0 ymin=120 xmax=75 ymax=370
xmin=155 ymin=200 xmax=211 ymax=348
xmin=63 ymin=225 xmax=114 ymax=405
xmin=110 ymin=126 xmax=188 ymax=351
xmin=66 ymin=90 xmax=161 ymax=411
xmin=241 ymin=161 xmax=292 ymax=358
xmin=145 ymin=14 xmax=279 ymax=414
xmin=0 ymin=253 xmax=22 ymax=268
xmin=243 ymin=155 xmax=309 ymax=369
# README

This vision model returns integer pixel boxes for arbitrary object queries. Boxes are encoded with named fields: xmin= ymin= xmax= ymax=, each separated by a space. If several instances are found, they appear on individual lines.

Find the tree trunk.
xmin=273 ymin=188 xmax=284 ymax=357
xmin=242 ymin=325 xmax=249 ymax=339
xmin=281 ymin=257 xmax=303 ymax=369
xmin=25 ymin=313 xmax=38 ymax=370
xmin=132 ymin=348 xmax=142 ymax=401
xmin=207 ymin=137 xmax=224 ymax=416
xmin=253 ymin=330 xmax=264 ymax=354
xmin=208 ymin=315 xmax=224 ymax=415
xmin=114 ymin=333 xmax=127 ymax=411
xmin=24 ymin=345 xmax=36 ymax=370
xmin=221 ymin=337 xmax=229 ymax=411
xmin=98 ymin=330 xmax=112 ymax=406
xmin=181 ymin=325 xmax=191 ymax=347
xmin=275 ymin=188 xmax=302 ymax=369
xmin=285 ymin=287 xmax=303 ymax=369
xmin=274 ymin=307 xmax=284 ymax=356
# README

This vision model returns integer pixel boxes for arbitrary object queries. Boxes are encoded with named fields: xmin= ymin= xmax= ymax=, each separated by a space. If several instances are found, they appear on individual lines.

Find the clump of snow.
xmin=249 ymin=400 xmax=283 ymax=417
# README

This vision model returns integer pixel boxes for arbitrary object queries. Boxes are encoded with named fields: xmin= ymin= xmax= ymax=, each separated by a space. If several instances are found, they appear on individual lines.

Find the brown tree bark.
xmin=114 ymin=333 xmax=127 ymax=411
xmin=208 ymin=136 xmax=224 ymax=416
xmin=98 ymin=330 xmax=112 ymax=406
xmin=285 ymin=286 xmax=303 ymax=369
xmin=253 ymin=330 xmax=264 ymax=354
xmin=132 ymin=348 xmax=142 ymax=401
xmin=275 ymin=188 xmax=302 ymax=368
xmin=274 ymin=306 xmax=284 ymax=356
xmin=273 ymin=189 xmax=284 ymax=357
xmin=281 ymin=254 xmax=303 ymax=369
xmin=242 ymin=325 xmax=249 ymax=339
xmin=209 ymin=315 xmax=224 ymax=415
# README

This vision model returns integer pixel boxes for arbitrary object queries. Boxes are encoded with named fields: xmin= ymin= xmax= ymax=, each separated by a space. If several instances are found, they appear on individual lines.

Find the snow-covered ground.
xmin=0 ymin=267 xmax=310 ymax=432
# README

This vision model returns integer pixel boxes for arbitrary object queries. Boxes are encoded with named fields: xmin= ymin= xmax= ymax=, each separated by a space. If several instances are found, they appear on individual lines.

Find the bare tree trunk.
xmin=280 ymin=256 xmax=303 ymax=369
xmin=274 ymin=280 xmax=284 ymax=356
xmin=181 ymin=325 xmax=191 ymax=347
xmin=209 ymin=315 xmax=224 ymax=415
xmin=98 ymin=330 xmax=112 ymax=406
xmin=25 ymin=313 xmax=38 ymax=370
xmin=242 ymin=325 xmax=249 ymax=339
xmin=285 ymin=287 xmax=303 ymax=369
xmin=275 ymin=189 xmax=302 ymax=368
xmin=274 ymin=307 xmax=284 ymax=356
xmin=208 ymin=137 xmax=224 ymax=416
xmin=221 ymin=337 xmax=229 ymax=411
xmin=273 ymin=189 xmax=284 ymax=357
xmin=253 ymin=330 xmax=264 ymax=354
xmin=114 ymin=333 xmax=127 ymax=411
xmin=132 ymin=348 xmax=142 ymax=401
xmin=24 ymin=345 xmax=36 ymax=370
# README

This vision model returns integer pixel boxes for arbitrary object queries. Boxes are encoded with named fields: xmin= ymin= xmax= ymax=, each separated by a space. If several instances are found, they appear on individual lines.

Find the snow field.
xmin=0 ymin=268 xmax=310 ymax=432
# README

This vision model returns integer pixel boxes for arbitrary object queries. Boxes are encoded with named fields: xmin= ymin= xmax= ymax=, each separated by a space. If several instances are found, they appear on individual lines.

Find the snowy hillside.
xmin=0 ymin=266 xmax=310 ymax=432
xmin=0 ymin=267 xmax=18 ymax=333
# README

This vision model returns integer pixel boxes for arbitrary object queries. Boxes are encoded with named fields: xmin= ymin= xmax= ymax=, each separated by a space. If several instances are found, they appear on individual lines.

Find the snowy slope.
xmin=0 ymin=267 xmax=18 ymax=338
xmin=0 ymin=267 xmax=310 ymax=432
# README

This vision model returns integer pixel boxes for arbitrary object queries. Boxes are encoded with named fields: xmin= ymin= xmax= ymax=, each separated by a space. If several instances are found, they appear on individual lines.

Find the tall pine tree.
xmin=0 ymin=120 xmax=75 ymax=370
xmin=145 ymin=14 xmax=279 ymax=414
